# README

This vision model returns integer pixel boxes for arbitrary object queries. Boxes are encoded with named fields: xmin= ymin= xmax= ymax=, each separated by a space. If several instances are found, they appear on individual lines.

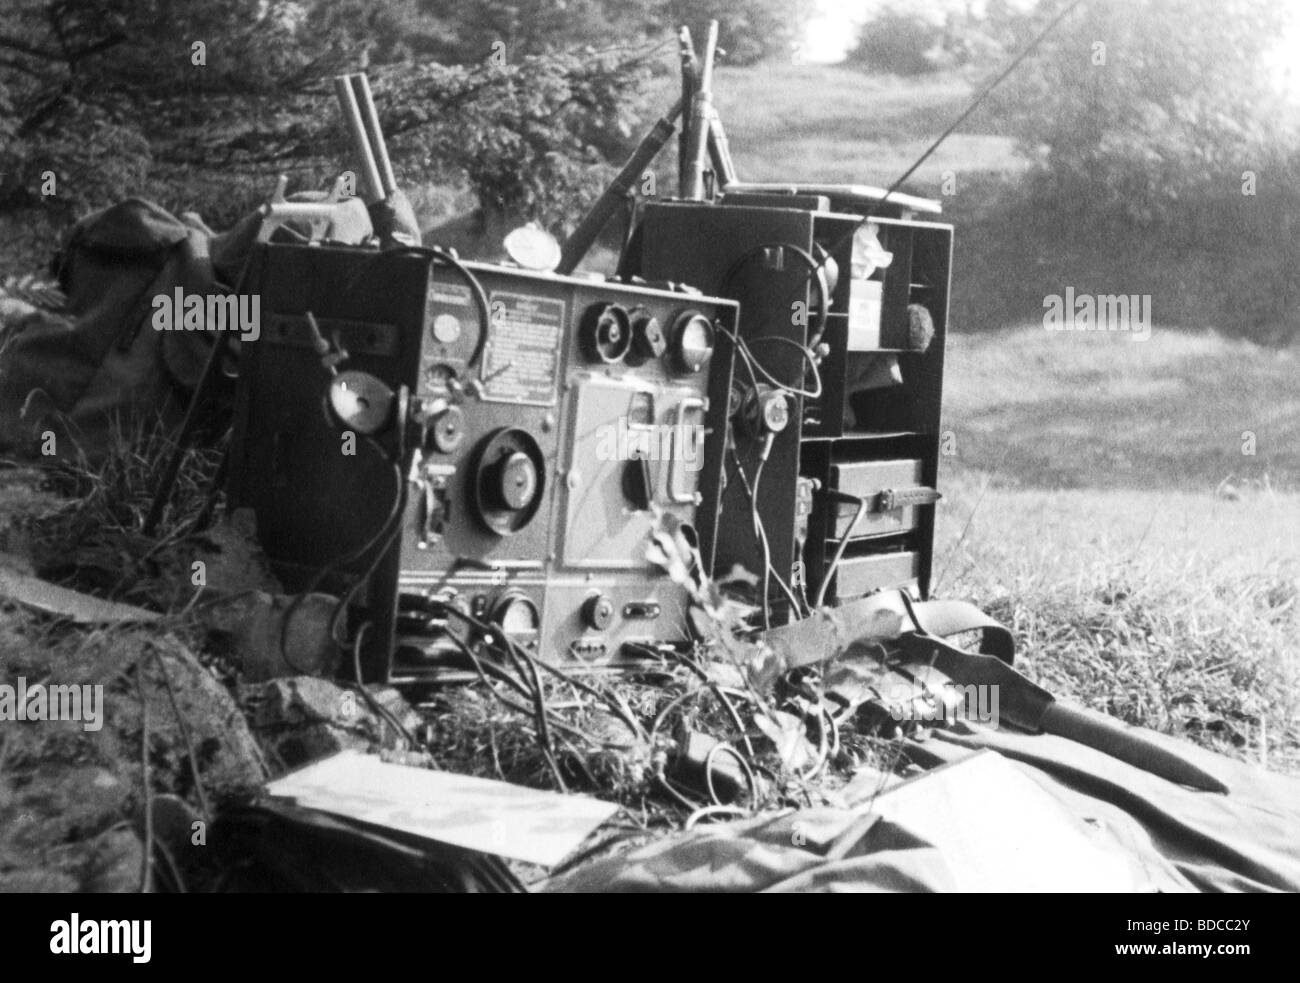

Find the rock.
xmin=102 ymin=632 xmax=269 ymax=798
xmin=0 ymin=624 xmax=266 ymax=894
xmin=188 ymin=508 xmax=282 ymax=595
xmin=239 ymin=676 xmax=419 ymax=770
xmin=0 ymin=466 xmax=64 ymax=561
xmin=0 ymin=869 xmax=81 ymax=892
xmin=140 ymin=508 xmax=283 ymax=611
xmin=200 ymin=590 xmax=339 ymax=681
xmin=79 ymin=827 xmax=145 ymax=893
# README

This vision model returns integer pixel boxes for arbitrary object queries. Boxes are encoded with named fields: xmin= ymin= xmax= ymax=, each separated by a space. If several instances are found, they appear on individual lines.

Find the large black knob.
xmin=469 ymin=428 xmax=546 ymax=536
xmin=579 ymin=302 xmax=632 ymax=364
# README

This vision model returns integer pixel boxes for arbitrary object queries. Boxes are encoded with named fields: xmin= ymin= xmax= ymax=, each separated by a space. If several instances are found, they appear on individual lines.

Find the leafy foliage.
xmin=985 ymin=0 xmax=1295 ymax=226
xmin=658 ymin=0 xmax=815 ymax=67
xmin=381 ymin=52 xmax=651 ymax=230
xmin=847 ymin=7 xmax=946 ymax=76
xmin=0 ymin=0 xmax=809 ymax=232
xmin=424 ymin=1 xmax=813 ymax=67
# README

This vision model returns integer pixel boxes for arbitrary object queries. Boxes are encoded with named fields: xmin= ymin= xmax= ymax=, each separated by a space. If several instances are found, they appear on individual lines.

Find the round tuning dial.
xmin=579 ymin=302 xmax=632 ymax=364
xmin=669 ymin=310 xmax=715 ymax=374
xmin=469 ymin=428 xmax=546 ymax=535
xmin=627 ymin=309 xmax=666 ymax=366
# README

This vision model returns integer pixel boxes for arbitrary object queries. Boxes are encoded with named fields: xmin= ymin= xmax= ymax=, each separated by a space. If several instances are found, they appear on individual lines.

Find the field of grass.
xmin=942 ymin=327 xmax=1300 ymax=491
xmin=934 ymin=467 xmax=1300 ymax=774
xmin=650 ymin=63 xmax=1024 ymax=191
xmin=933 ymin=329 xmax=1300 ymax=773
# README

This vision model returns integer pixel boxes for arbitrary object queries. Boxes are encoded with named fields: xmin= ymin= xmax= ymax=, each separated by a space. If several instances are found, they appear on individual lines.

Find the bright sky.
xmin=799 ymin=0 xmax=874 ymax=62
xmin=799 ymin=0 xmax=980 ymax=63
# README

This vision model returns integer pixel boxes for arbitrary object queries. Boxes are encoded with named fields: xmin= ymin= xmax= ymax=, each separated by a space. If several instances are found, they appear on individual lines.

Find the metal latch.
xmin=869 ymin=486 xmax=941 ymax=513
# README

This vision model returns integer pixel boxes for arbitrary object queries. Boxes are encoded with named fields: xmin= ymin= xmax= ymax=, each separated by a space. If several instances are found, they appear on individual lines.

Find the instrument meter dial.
xmin=431 ymin=313 xmax=462 ymax=344
xmin=669 ymin=310 xmax=715 ymax=374
xmin=489 ymin=590 xmax=541 ymax=641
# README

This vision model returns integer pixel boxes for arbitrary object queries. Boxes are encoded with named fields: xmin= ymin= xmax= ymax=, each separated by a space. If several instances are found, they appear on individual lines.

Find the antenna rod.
xmin=810 ymin=0 xmax=1088 ymax=278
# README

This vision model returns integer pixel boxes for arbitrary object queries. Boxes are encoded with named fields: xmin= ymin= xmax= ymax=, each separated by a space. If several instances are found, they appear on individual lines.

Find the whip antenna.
xmin=810 ymin=0 xmax=1089 ymax=279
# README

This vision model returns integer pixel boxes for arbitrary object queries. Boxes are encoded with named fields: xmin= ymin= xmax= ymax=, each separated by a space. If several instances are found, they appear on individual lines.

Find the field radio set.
xmin=620 ymin=184 xmax=953 ymax=624
xmin=224 ymin=52 xmax=952 ymax=684
xmin=229 ymin=242 xmax=736 ymax=682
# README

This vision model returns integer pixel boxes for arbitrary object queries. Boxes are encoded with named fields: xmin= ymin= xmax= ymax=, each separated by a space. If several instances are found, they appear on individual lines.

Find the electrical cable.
xmin=719 ymin=241 xmax=830 ymax=348
xmin=373 ymin=245 xmax=492 ymax=368
xmin=702 ymin=741 xmax=757 ymax=807
xmin=751 ymin=444 xmax=772 ymax=630
xmin=350 ymin=622 xmax=420 ymax=749
xmin=742 ymin=333 xmax=823 ymax=400
xmin=716 ymin=321 xmax=822 ymax=400
xmin=664 ymin=646 xmax=756 ymax=758
xmin=340 ymin=244 xmax=493 ymax=369
xmin=441 ymin=608 xmax=567 ymax=789
xmin=656 ymin=772 xmax=706 ymax=811
xmin=327 ymin=479 xmax=406 ymax=651
xmin=438 ymin=605 xmax=652 ymax=742
xmin=728 ymin=443 xmax=803 ymax=625
xmin=276 ymin=440 xmax=403 ymax=675
xmin=448 ymin=623 xmax=570 ymax=789
xmin=814 ymin=494 xmax=869 ymax=611
xmin=745 ymin=332 xmax=827 ymax=371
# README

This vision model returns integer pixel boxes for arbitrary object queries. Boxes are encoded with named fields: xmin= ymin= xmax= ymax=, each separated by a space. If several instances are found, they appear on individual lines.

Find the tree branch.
xmin=0 ymin=34 xmax=63 ymax=61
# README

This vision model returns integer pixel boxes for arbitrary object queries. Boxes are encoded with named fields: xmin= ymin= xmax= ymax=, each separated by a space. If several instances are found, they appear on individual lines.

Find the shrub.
xmin=987 ymin=0 xmax=1295 ymax=228
xmin=847 ymin=8 xmax=944 ymax=76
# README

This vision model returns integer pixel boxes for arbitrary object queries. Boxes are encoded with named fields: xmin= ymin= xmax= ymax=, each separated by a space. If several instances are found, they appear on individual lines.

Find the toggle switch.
xmin=622 ymin=453 xmax=654 ymax=510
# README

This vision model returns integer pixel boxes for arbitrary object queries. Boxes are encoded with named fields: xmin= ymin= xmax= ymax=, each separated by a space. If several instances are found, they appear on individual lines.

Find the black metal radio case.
xmin=229 ymin=242 xmax=735 ymax=682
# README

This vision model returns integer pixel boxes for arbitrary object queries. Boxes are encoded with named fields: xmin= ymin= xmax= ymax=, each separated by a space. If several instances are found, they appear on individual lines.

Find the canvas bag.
xmin=0 ymin=198 xmax=258 ymax=459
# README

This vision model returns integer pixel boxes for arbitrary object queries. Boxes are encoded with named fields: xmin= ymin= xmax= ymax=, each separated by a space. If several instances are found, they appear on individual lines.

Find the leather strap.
xmin=907 ymin=598 xmax=1015 ymax=665
xmin=763 ymin=590 xmax=1015 ymax=668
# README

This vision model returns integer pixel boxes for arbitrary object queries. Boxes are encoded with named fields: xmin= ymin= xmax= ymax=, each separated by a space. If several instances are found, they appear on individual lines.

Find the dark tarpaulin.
xmin=544 ymin=726 xmax=1300 ymax=893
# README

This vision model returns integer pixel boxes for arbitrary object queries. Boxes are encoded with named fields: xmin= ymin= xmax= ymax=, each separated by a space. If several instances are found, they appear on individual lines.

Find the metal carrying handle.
xmin=668 ymin=396 xmax=707 ymax=504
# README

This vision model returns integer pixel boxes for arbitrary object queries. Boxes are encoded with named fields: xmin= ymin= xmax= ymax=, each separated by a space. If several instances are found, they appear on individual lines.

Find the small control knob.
xmin=627 ymin=310 xmax=667 ymax=366
xmin=581 ymin=593 xmax=615 ymax=631
xmin=429 ymin=406 xmax=466 ymax=453
xmin=758 ymin=389 xmax=790 ymax=433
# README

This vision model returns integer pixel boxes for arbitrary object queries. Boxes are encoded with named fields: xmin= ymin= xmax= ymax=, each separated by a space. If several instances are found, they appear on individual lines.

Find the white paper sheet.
xmin=265 ymin=750 xmax=619 ymax=868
